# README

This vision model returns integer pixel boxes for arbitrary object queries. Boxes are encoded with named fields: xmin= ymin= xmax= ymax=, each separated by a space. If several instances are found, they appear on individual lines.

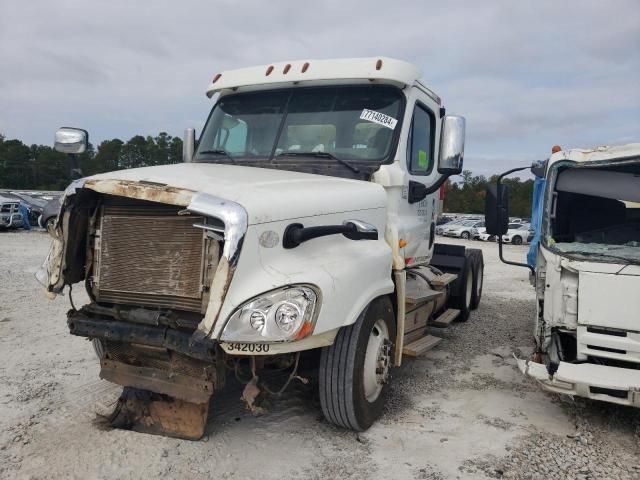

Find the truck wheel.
xmin=451 ymin=254 xmax=473 ymax=321
xmin=468 ymin=249 xmax=484 ymax=310
xmin=512 ymin=236 xmax=523 ymax=245
xmin=461 ymin=231 xmax=470 ymax=240
xmin=319 ymin=296 xmax=395 ymax=431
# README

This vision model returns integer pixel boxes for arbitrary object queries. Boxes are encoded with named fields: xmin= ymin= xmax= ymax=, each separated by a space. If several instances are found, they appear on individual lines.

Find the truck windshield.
xmin=549 ymin=162 xmax=640 ymax=264
xmin=194 ymin=85 xmax=404 ymax=178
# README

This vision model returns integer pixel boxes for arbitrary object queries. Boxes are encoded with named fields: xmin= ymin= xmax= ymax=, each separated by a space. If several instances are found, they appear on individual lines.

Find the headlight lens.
xmin=220 ymin=285 xmax=319 ymax=342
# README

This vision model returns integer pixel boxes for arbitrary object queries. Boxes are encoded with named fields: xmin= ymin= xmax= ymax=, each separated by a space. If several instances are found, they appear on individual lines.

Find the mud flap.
xmin=108 ymin=387 xmax=209 ymax=440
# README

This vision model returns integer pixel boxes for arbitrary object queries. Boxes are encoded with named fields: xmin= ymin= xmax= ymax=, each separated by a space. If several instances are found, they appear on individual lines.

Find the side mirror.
xmin=438 ymin=115 xmax=465 ymax=175
xmin=54 ymin=127 xmax=88 ymax=154
xmin=484 ymin=184 xmax=510 ymax=235
xmin=183 ymin=128 xmax=196 ymax=162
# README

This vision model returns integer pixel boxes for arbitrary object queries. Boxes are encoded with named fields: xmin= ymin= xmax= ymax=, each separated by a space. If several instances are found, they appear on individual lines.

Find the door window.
xmin=407 ymin=104 xmax=435 ymax=175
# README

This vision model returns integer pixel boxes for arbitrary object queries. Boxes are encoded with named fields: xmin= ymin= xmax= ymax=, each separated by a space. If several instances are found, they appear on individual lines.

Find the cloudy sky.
xmin=1 ymin=0 xmax=638 ymax=176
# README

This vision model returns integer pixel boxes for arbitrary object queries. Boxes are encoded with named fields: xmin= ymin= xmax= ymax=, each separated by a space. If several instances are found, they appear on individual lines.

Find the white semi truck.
xmin=39 ymin=57 xmax=484 ymax=438
xmin=485 ymin=144 xmax=640 ymax=407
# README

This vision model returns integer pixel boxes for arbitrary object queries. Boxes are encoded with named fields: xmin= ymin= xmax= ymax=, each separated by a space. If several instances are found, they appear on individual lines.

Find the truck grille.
xmin=95 ymin=201 xmax=209 ymax=313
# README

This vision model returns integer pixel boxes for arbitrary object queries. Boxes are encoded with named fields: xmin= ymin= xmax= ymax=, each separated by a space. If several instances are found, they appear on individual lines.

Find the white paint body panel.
xmin=206 ymin=57 xmax=422 ymax=96
xmin=548 ymin=142 xmax=640 ymax=168
xmin=578 ymin=271 xmax=640 ymax=331
xmin=215 ymin=208 xmax=394 ymax=352
xmin=88 ymin=163 xmax=387 ymax=225
xmin=517 ymin=358 xmax=640 ymax=407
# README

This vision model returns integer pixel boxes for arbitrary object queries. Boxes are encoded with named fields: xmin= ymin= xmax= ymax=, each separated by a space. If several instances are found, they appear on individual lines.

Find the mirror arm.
xmin=496 ymin=166 xmax=534 ymax=275
xmin=67 ymin=153 xmax=83 ymax=180
xmin=424 ymin=173 xmax=449 ymax=196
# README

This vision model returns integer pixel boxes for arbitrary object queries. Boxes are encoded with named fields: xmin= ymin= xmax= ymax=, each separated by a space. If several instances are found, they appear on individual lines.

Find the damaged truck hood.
xmin=85 ymin=162 xmax=387 ymax=224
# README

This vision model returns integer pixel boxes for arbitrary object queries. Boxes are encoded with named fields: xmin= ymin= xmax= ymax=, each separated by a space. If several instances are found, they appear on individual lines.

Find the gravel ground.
xmin=0 ymin=230 xmax=638 ymax=479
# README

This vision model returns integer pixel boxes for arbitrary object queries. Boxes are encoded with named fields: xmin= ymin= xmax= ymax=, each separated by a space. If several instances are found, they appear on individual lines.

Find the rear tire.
xmin=512 ymin=236 xmax=523 ymax=245
xmin=319 ymin=296 xmax=395 ymax=431
xmin=461 ymin=231 xmax=470 ymax=240
xmin=451 ymin=253 xmax=473 ymax=321
xmin=467 ymin=249 xmax=484 ymax=310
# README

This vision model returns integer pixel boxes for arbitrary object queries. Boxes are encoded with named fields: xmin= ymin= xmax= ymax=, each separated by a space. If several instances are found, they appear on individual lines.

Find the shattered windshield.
xmin=194 ymin=85 xmax=404 ymax=177
xmin=550 ymin=162 xmax=640 ymax=264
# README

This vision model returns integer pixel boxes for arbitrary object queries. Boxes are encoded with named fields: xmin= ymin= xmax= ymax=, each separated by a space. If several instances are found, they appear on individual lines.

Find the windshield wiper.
xmin=198 ymin=149 xmax=236 ymax=164
xmin=276 ymin=151 xmax=360 ymax=173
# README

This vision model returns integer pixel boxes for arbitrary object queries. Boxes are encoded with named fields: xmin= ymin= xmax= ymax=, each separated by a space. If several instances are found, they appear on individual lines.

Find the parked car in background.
xmin=471 ymin=224 xmax=487 ymax=240
xmin=0 ymin=197 xmax=26 ymax=229
xmin=476 ymin=231 xmax=496 ymax=242
xmin=38 ymin=197 xmax=62 ymax=232
xmin=443 ymin=220 xmax=485 ymax=239
xmin=436 ymin=218 xmax=462 ymax=235
xmin=500 ymin=223 xmax=531 ymax=245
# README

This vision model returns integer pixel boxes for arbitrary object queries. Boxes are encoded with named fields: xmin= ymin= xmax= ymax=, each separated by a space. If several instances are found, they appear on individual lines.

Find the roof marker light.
xmin=265 ymin=65 xmax=274 ymax=76
xmin=212 ymin=73 xmax=222 ymax=83
xmin=283 ymin=64 xmax=291 ymax=74
xmin=375 ymin=59 xmax=383 ymax=70
xmin=301 ymin=62 xmax=310 ymax=73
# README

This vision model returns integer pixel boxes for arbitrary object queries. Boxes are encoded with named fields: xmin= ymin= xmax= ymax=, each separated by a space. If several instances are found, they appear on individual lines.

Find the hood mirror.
xmin=54 ymin=127 xmax=88 ymax=154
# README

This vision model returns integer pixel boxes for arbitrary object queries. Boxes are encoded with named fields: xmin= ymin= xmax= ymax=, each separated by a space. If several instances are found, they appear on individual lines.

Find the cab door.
xmin=395 ymin=93 xmax=442 ymax=267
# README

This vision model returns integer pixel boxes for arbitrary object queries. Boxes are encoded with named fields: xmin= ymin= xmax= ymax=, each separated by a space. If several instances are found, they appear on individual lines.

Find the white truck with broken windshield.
xmin=39 ymin=58 xmax=484 ymax=439
xmin=485 ymin=144 xmax=640 ymax=407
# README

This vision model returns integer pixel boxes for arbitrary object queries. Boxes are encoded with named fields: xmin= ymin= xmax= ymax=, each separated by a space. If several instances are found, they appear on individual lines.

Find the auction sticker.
xmin=360 ymin=109 xmax=398 ymax=130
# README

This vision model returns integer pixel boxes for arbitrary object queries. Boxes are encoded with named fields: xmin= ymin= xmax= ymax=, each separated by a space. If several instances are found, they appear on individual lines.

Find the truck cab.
xmin=39 ymin=58 xmax=483 ymax=438
xmin=488 ymin=144 xmax=640 ymax=407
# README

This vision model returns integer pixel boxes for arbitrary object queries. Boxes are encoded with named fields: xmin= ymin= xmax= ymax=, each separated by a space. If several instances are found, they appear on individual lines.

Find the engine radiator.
xmin=94 ymin=201 xmax=211 ymax=313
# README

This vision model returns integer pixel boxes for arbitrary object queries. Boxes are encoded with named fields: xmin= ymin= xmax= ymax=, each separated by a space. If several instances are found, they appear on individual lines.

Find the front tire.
xmin=460 ymin=231 xmax=470 ymax=240
xmin=512 ymin=236 xmax=523 ymax=245
xmin=319 ymin=296 xmax=395 ymax=431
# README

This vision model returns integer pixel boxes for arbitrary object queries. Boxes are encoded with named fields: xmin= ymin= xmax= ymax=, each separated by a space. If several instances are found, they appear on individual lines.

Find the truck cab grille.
xmin=94 ymin=198 xmax=217 ymax=313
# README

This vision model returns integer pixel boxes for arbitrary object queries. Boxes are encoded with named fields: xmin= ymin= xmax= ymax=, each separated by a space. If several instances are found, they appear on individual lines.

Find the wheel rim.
xmin=46 ymin=217 xmax=56 ymax=234
xmin=465 ymin=269 xmax=473 ymax=309
xmin=363 ymin=318 xmax=390 ymax=403
xmin=462 ymin=232 xmax=469 ymax=239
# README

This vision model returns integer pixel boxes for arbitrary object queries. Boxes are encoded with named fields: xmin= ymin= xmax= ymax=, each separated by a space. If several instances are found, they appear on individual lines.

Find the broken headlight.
xmin=220 ymin=285 xmax=319 ymax=343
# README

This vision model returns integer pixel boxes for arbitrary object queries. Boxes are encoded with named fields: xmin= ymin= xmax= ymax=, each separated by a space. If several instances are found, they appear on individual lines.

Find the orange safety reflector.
xmin=265 ymin=65 xmax=274 ymax=76
xmin=399 ymin=239 xmax=407 ymax=248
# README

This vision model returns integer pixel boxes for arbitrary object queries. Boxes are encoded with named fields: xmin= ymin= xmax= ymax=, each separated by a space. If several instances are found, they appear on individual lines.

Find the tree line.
xmin=443 ymin=170 xmax=534 ymax=218
xmin=0 ymin=133 xmax=183 ymax=191
xmin=1 ymin=132 xmax=533 ymax=216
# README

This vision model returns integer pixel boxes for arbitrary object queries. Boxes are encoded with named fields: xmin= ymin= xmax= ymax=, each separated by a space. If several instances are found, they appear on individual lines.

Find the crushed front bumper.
xmin=517 ymin=357 xmax=640 ymax=406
